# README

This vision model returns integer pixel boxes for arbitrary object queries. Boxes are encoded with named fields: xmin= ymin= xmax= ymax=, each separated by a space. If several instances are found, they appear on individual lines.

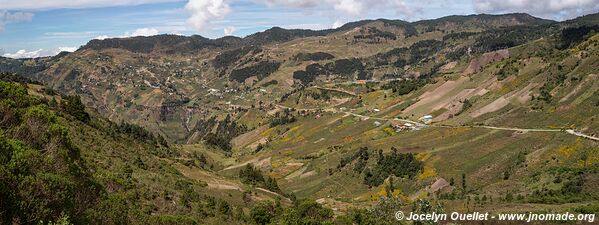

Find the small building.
xmin=420 ymin=115 xmax=433 ymax=124
xmin=373 ymin=121 xmax=382 ymax=127
xmin=390 ymin=121 xmax=417 ymax=132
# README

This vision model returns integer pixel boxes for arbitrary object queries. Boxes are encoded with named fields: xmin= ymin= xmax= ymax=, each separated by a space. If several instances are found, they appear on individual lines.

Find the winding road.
xmin=566 ymin=129 xmax=599 ymax=141
xmin=275 ymin=101 xmax=599 ymax=141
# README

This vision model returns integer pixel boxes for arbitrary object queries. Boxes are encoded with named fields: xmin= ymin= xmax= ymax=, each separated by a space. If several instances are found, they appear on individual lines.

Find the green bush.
xmin=364 ymin=148 xmax=424 ymax=187
xmin=61 ymin=95 xmax=90 ymax=123
xmin=239 ymin=164 xmax=281 ymax=193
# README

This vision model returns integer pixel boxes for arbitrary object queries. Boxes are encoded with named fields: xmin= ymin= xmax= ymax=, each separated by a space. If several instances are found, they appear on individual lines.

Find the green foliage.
xmin=203 ymin=133 xmax=232 ymax=152
xmin=213 ymin=46 xmax=262 ymax=69
xmin=456 ymin=99 xmax=472 ymax=115
xmin=195 ymin=115 xmax=247 ymax=152
xmin=230 ymin=61 xmax=281 ymax=82
xmin=47 ymin=213 xmax=73 ymax=225
xmin=408 ymin=40 xmax=445 ymax=64
xmin=82 ymin=34 xmax=238 ymax=54
xmin=249 ymin=199 xmax=334 ymax=225
xmin=239 ymin=164 xmax=265 ymax=185
xmin=527 ymin=170 xmax=592 ymax=204
xmin=250 ymin=201 xmax=281 ymax=225
xmin=496 ymin=59 xmax=518 ymax=80
xmin=412 ymin=199 xmax=444 ymax=225
xmin=293 ymin=63 xmax=327 ymax=84
xmin=364 ymin=148 xmax=424 ymax=187
xmin=0 ymin=72 xmax=39 ymax=84
xmin=112 ymin=122 xmax=168 ymax=147
xmin=325 ymin=58 xmax=367 ymax=79
xmin=558 ymin=25 xmax=599 ymax=49
xmin=372 ymin=39 xmax=444 ymax=68
xmin=0 ymin=91 xmax=101 ymax=224
xmin=336 ymin=146 xmax=369 ymax=172
xmin=382 ymin=79 xmax=427 ymax=95
xmin=275 ymin=199 xmax=334 ymax=224
xmin=0 ymin=80 xmax=236 ymax=224
xmin=292 ymin=52 xmax=335 ymax=62
xmin=269 ymin=109 xmax=297 ymax=127
xmin=0 ymin=58 xmax=47 ymax=80
xmin=244 ymin=27 xmax=330 ymax=45
xmin=24 ymin=104 xmax=57 ymax=123
xmin=294 ymin=57 xmax=372 ymax=84
xmin=574 ymin=203 xmax=599 ymax=214
xmin=61 ymin=95 xmax=90 ymax=123
xmin=341 ymin=197 xmax=405 ymax=225
xmin=472 ymin=25 xmax=554 ymax=53
xmin=261 ymin=79 xmax=279 ymax=87
xmin=537 ymin=85 xmax=553 ymax=104
xmin=239 ymin=164 xmax=281 ymax=193
xmin=0 ymin=80 xmax=37 ymax=108
xmin=461 ymin=173 xmax=466 ymax=191
xmin=445 ymin=46 xmax=468 ymax=61
xmin=442 ymin=32 xmax=477 ymax=41
xmin=353 ymin=27 xmax=397 ymax=42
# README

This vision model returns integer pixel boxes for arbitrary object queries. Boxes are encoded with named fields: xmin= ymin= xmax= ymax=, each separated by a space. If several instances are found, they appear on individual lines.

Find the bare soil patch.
xmin=463 ymin=49 xmax=509 ymax=75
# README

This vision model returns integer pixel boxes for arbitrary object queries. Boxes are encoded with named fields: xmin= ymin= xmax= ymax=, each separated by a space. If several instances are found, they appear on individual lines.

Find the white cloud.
xmin=2 ymin=46 xmax=77 ymax=58
xmin=254 ymin=0 xmax=417 ymax=17
xmin=283 ymin=23 xmax=329 ymax=30
xmin=259 ymin=0 xmax=320 ymax=8
xmin=223 ymin=26 xmax=236 ymax=35
xmin=185 ymin=0 xmax=231 ymax=31
xmin=44 ymin=31 xmax=97 ymax=38
xmin=474 ymin=0 xmax=599 ymax=19
xmin=0 ymin=0 xmax=180 ymax=10
xmin=3 ymin=49 xmax=44 ymax=58
xmin=0 ymin=10 xmax=33 ymax=32
xmin=93 ymin=35 xmax=110 ymax=40
xmin=332 ymin=19 xmax=344 ymax=28
xmin=129 ymin=27 xmax=159 ymax=37
xmin=94 ymin=27 xmax=161 ymax=40
xmin=332 ymin=0 xmax=363 ymax=16
xmin=58 ymin=46 xmax=78 ymax=52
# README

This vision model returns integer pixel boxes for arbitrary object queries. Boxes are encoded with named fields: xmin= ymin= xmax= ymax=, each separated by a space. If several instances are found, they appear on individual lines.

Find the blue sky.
xmin=1 ymin=0 xmax=598 ymax=58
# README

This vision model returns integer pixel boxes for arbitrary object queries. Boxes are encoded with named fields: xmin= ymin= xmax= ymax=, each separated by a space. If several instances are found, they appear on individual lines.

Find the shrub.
xmin=382 ymin=79 xmax=427 ymax=95
xmin=239 ymin=164 xmax=281 ymax=193
xmin=292 ymin=52 xmax=334 ymax=62
xmin=61 ymin=95 xmax=90 ymax=123
xmin=364 ymin=148 xmax=424 ymax=187
xmin=229 ymin=61 xmax=281 ymax=82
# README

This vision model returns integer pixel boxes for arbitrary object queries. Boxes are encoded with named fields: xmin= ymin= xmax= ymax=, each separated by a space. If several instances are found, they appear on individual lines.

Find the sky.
xmin=1 ymin=0 xmax=598 ymax=58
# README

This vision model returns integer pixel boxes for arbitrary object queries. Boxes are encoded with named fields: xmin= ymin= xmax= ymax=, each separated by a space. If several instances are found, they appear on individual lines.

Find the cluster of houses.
xmin=390 ymin=121 xmax=421 ymax=132
xmin=388 ymin=115 xmax=433 ymax=132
